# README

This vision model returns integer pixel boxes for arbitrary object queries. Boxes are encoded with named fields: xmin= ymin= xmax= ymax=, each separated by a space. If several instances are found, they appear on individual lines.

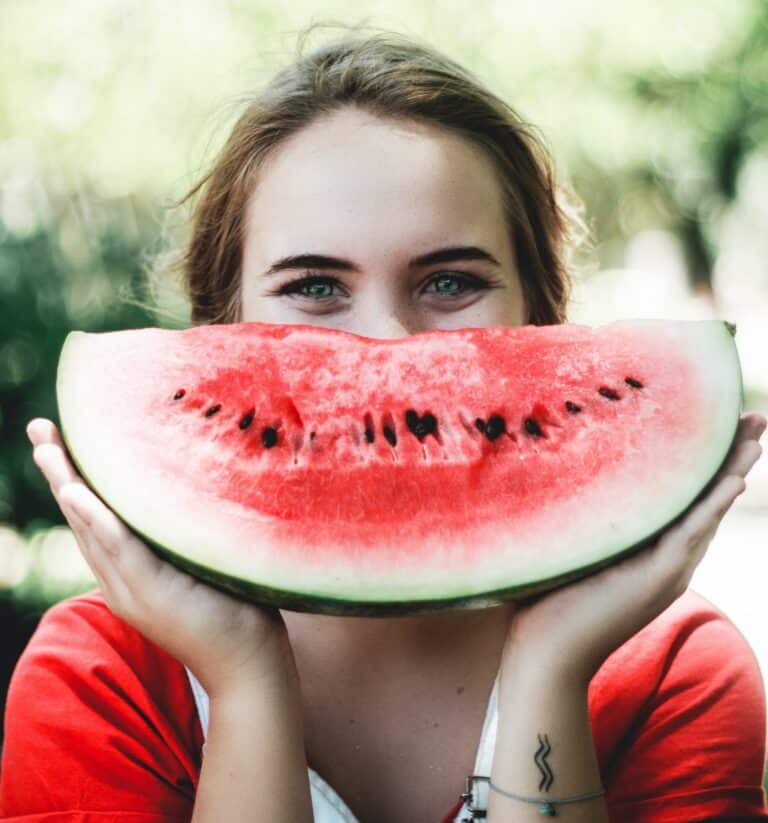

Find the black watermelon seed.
xmin=205 ymin=404 xmax=221 ymax=417
xmin=261 ymin=427 xmax=278 ymax=448
xmin=239 ymin=410 xmax=254 ymax=430
xmin=383 ymin=425 xmax=397 ymax=447
xmin=565 ymin=401 xmax=581 ymax=414
xmin=524 ymin=417 xmax=543 ymax=437
xmin=475 ymin=418 xmax=487 ymax=433
xmin=405 ymin=409 xmax=437 ymax=440
xmin=598 ymin=387 xmax=620 ymax=401
xmin=625 ymin=377 xmax=644 ymax=388
xmin=173 ymin=389 xmax=185 ymax=400
xmin=485 ymin=415 xmax=506 ymax=441
xmin=363 ymin=412 xmax=375 ymax=443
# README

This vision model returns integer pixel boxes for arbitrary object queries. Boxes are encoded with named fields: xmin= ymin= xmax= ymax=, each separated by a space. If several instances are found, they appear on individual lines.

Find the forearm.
xmin=488 ymin=660 xmax=609 ymax=822
xmin=191 ymin=668 xmax=312 ymax=823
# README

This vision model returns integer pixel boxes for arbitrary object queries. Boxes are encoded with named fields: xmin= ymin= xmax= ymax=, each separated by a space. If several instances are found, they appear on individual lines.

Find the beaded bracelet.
xmin=488 ymin=779 xmax=606 ymax=817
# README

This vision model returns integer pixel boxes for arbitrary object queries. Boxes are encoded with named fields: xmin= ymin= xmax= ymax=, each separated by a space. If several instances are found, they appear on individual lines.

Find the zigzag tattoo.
xmin=534 ymin=732 xmax=553 ymax=791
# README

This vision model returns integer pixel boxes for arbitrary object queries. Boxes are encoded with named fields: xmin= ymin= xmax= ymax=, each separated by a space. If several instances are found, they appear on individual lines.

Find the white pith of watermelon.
xmin=55 ymin=320 xmax=742 ymax=616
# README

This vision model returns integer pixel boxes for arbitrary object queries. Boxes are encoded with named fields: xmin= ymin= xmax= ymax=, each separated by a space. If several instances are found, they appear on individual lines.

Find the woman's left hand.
xmin=502 ymin=412 xmax=766 ymax=685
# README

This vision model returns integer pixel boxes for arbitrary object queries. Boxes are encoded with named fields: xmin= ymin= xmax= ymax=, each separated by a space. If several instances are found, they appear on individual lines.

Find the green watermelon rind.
xmin=55 ymin=320 xmax=743 ymax=617
xmin=55 ymin=436 xmax=740 ymax=617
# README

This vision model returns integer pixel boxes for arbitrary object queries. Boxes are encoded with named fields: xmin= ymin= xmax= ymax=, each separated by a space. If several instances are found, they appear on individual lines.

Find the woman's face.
xmin=240 ymin=106 xmax=527 ymax=337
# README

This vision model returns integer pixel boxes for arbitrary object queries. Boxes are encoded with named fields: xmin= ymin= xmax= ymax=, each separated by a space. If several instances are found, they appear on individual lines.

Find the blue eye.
xmin=299 ymin=279 xmax=337 ymax=299
xmin=429 ymin=274 xmax=471 ymax=296
xmin=276 ymin=271 xmax=488 ymax=301
xmin=277 ymin=274 xmax=343 ymax=300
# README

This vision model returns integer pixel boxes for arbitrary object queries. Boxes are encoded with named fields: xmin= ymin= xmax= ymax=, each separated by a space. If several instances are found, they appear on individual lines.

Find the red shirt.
xmin=1 ymin=587 xmax=766 ymax=822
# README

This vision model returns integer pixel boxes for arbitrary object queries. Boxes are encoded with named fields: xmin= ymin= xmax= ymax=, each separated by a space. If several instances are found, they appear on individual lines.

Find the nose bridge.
xmin=362 ymin=310 xmax=413 ymax=340
xmin=352 ymin=277 xmax=416 ymax=340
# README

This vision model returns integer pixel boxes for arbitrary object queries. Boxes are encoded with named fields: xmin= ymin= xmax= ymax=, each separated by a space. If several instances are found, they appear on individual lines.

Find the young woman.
xmin=3 ymin=27 xmax=767 ymax=823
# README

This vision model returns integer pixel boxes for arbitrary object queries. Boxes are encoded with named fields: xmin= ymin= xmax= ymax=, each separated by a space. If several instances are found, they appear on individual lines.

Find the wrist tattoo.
xmin=534 ymin=732 xmax=553 ymax=791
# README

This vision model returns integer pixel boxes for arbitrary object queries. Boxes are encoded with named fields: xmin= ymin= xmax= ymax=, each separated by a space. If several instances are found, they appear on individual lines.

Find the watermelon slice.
xmin=55 ymin=320 xmax=742 ymax=616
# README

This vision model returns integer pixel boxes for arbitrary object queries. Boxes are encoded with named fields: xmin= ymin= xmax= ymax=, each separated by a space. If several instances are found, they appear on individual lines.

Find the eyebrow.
xmin=262 ymin=245 xmax=501 ymax=276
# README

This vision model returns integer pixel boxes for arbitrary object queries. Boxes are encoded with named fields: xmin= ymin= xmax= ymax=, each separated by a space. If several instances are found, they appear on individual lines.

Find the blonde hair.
xmin=156 ymin=24 xmax=588 ymax=326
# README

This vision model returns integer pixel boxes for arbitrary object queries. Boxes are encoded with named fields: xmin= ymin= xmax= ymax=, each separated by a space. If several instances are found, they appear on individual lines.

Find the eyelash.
xmin=274 ymin=271 xmax=492 ymax=301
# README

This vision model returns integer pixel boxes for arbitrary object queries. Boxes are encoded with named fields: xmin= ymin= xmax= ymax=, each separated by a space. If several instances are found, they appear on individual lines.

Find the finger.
xmin=718 ymin=438 xmax=763 ymax=481
xmin=683 ymin=519 xmax=721 ymax=577
xmin=59 ymin=481 xmax=164 ymax=581
xmin=725 ymin=415 xmax=765 ymax=455
xmin=747 ymin=413 xmax=768 ymax=441
xmin=32 ymin=442 xmax=86 ymax=497
xmin=685 ymin=474 xmax=745 ymax=548
xmin=31 ymin=444 xmax=119 ymax=586
xmin=27 ymin=418 xmax=66 ymax=448
xmin=28 ymin=419 xmax=86 ymax=492
xmin=58 ymin=483 xmax=140 ymax=609
xmin=59 ymin=483 xmax=117 ymax=552
xmin=659 ymin=474 xmax=744 ymax=555
xmin=58 ymin=497 xmax=115 ymax=593
xmin=705 ymin=415 xmax=764 ymax=488
xmin=684 ymin=473 xmax=745 ymax=570
xmin=652 ymin=474 xmax=744 ymax=596
xmin=737 ymin=413 xmax=767 ymax=439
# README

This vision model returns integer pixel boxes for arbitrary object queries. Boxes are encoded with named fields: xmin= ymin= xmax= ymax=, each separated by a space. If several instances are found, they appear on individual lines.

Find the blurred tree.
xmin=605 ymin=0 xmax=767 ymax=289
xmin=0 ymin=188 xmax=160 ymax=531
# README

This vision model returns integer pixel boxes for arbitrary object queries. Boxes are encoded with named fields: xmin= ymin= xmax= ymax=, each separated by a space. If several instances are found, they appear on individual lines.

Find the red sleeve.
xmin=589 ymin=588 xmax=768 ymax=823
xmin=0 ymin=589 xmax=204 ymax=822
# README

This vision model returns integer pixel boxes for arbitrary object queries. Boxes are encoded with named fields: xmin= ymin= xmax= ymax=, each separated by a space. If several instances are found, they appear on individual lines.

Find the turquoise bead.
xmin=539 ymin=801 xmax=557 ymax=816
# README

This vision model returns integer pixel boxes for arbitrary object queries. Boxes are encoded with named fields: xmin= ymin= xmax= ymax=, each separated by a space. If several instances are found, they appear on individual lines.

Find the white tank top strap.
xmin=453 ymin=667 xmax=499 ymax=819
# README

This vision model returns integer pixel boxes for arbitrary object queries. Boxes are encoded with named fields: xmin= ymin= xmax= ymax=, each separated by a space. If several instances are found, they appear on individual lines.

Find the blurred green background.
xmin=1 ymin=0 xmax=767 ymax=750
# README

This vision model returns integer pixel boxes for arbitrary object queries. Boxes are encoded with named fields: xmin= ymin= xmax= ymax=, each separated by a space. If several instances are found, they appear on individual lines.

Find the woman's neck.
xmin=280 ymin=602 xmax=516 ymax=682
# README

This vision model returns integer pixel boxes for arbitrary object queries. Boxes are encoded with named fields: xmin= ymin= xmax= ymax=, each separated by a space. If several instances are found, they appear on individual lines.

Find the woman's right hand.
xmin=27 ymin=417 xmax=298 ymax=701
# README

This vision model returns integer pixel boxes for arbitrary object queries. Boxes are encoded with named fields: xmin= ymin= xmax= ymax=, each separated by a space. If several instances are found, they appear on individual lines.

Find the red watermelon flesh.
xmin=55 ymin=319 xmax=742 ymax=615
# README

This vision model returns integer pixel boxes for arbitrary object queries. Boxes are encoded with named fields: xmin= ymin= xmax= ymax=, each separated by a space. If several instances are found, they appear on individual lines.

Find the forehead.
xmin=243 ymin=107 xmax=510 ymax=264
